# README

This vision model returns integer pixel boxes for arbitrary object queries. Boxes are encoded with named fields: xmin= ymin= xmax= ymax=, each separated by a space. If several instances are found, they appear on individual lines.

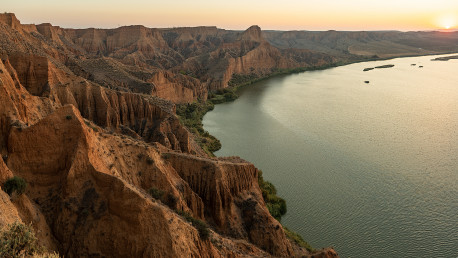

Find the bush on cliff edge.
xmin=176 ymin=210 xmax=210 ymax=240
xmin=0 ymin=221 xmax=60 ymax=257
xmin=176 ymin=101 xmax=221 ymax=155
xmin=3 ymin=176 xmax=27 ymax=196
xmin=258 ymin=171 xmax=287 ymax=221
xmin=148 ymin=187 xmax=164 ymax=200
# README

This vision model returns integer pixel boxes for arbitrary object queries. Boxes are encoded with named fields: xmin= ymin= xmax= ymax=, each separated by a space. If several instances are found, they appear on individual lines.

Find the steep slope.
xmin=6 ymin=105 xmax=214 ymax=257
xmin=0 ymin=52 xmax=194 ymax=154
xmin=1 ymin=100 xmax=282 ymax=256
xmin=1 ymin=100 xmax=304 ymax=256
xmin=0 ymin=14 xmax=341 ymax=257
xmin=1 ymin=13 xmax=340 ymax=100
xmin=0 ymin=148 xmax=58 ymax=252
xmin=177 ymin=25 xmax=336 ymax=90
xmin=0 ymin=14 xmax=206 ymax=103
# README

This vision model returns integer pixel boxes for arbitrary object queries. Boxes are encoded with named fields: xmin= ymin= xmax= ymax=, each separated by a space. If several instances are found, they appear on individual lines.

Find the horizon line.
xmin=2 ymin=12 xmax=455 ymax=33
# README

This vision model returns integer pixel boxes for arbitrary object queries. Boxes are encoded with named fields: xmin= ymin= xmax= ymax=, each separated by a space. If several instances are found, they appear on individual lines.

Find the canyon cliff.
xmin=2 ymin=12 xmax=456 ymax=257
xmin=1 ymin=13 xmax=340 ymax=104
xmin=0 ymin=13 xmax=341 ymax=257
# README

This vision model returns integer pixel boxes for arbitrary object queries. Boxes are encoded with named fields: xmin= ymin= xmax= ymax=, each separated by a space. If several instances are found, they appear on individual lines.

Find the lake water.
xmin=202 ymin=54 xmax=458 ymax=258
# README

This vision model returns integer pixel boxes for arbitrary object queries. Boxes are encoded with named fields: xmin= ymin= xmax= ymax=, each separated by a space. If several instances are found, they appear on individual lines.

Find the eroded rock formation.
xmin=0 ymin=13 xmax=341 ymax=257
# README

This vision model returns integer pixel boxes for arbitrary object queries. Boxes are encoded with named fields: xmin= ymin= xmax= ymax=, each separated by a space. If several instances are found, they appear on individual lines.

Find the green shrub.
xmin=0 ymin=222 xmax=43 ymax=257
xmin=192 ymin=218 xmax=210 ymax=240
xmin=175 ymin=101 xmax=221 ymax=156
xmin=165 ymin=194 xmax=177 ymax=209
xmin=148 ymin=187 xmax=164 ymax=200
xmin=258 ymin=171 xmax=287 ymax=221
xmin=3 ymin=176 xmax=27 ymax=196
xmin=228 ymin=73 xmax=259 ymax=87
xmin=223 ymin=92 xmax=237 ymax=101
xmin=206 ymin=137 xmax=221 ymax=153
xmin=174 ymin=86 xmax=240 ymax=156
xmin=65 ymin=115 xmax=72 ymax=120
xmin=176 ymin=210 xmax=210 ymax=240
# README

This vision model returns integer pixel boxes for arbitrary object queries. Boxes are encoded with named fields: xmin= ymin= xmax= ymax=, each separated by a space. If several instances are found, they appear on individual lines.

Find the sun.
xmin=437 ymin=14 xmax=456 ymax=30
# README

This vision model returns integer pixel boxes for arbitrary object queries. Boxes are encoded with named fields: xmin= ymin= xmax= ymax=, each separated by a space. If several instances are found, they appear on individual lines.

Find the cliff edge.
xmin=0 ymin=13 xmax=339 ymax=257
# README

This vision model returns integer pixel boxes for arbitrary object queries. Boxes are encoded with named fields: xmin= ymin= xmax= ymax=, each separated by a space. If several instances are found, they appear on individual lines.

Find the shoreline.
xmin=217 ymin=51 xmax=458 ymax=99
xmin=182 ymin=51 xmax=458 ymax=252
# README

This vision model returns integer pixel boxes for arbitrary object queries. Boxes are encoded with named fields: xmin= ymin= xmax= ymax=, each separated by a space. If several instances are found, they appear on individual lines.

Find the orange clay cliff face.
xmin=0 ymin=13 xmax=340 ymax=257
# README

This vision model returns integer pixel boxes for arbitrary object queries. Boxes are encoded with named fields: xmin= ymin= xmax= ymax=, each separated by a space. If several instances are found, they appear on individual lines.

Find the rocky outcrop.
xmin=107 ymin=26 xmax=168 ymax=56
xmin=311 ymin=248 xmax=340 ymax=258
xmin=0 ymin=13 xmax=350 ymax=257
xmin=36 ymin=23 xmax=65 ymax=44
xmin=8 ymin=54 xmax=54 ymax=96
xmin=238 ymin=25 xmax=263 ymax=42
xmin=68 ymin=28 xmax=108 ymax=54
xmin=166 ymin=154 xmax=294 ymax=256
xmin=6 ymin=106 xmax=214 ymax=257
xmin=0 ymin=53 xmax=194 ymax=153
xmin=2 ymin=105 xmax=280 ymax=257
xmin=0 ymin=56 xmax=57 ymax=155
xmin=0 ymin=13 xmax=21 ymax=31
xmin=148 ymin=70 xmax=207 ymax=103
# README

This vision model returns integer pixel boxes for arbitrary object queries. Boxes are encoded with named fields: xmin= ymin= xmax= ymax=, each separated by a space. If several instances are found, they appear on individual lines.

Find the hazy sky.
xmin=3 ymin=0 xmax=458 ymax=31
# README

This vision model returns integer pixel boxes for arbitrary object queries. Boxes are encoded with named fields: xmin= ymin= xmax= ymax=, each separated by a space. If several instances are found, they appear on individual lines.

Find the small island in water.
xmin=431 ymin=55 xmax=458 ymax=61
xmin=363 ymin=64 xmax=395 ymax=71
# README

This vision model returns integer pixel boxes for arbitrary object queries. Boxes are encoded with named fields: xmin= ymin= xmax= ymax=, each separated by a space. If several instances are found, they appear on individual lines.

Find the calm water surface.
xmin=203 ymin=55 xmax=458 ymax=258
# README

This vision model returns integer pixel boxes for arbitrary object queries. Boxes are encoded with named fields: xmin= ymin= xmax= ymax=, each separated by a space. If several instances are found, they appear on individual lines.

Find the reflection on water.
xmin=203 ymin=54 xmax=458 ymax=258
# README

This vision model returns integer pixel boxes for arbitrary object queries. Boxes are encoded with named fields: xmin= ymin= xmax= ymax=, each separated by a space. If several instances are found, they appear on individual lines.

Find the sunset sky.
xmin=3 ymin=0 xmax=458 ymax=31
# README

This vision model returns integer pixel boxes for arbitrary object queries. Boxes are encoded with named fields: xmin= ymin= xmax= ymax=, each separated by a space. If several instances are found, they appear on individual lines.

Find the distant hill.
xmin=263 ymin=30 xmax=458 ymax=58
